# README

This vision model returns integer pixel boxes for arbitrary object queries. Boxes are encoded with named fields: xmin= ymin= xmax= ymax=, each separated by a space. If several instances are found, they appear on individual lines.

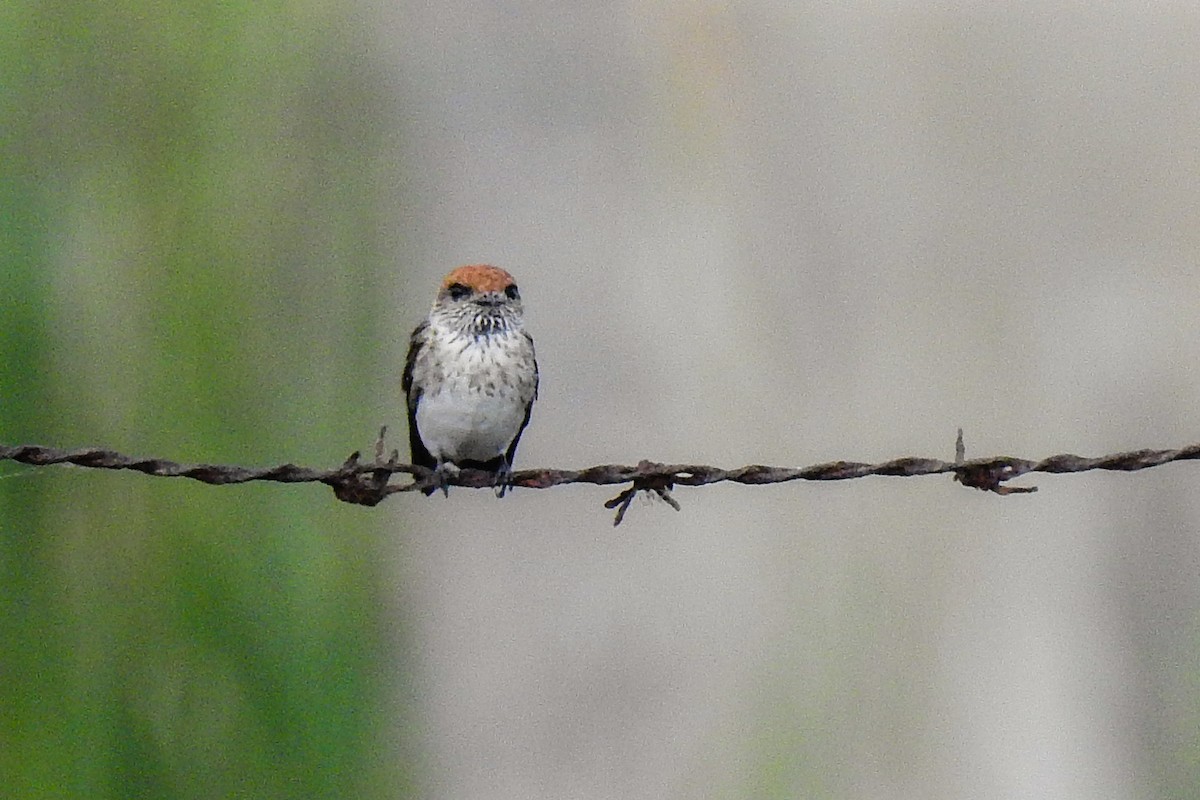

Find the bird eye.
xmin=447 ymin=283 xmax=471 ymax=301
xmin=504 ymin=284 xmax=519 ymax=300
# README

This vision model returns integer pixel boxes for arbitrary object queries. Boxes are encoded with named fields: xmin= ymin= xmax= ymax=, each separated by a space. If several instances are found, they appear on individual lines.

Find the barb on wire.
xmin=3 ymin=427 xmax=1200 ymax=524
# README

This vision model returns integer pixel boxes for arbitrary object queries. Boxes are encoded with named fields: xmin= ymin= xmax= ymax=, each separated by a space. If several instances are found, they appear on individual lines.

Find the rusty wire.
xmin=3 ymin=428 xmax=1200 ymax=525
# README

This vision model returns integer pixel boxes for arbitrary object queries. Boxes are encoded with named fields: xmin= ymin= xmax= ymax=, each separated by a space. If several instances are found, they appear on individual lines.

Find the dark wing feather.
xmin=402 ymin=321 xmax=437 ymax=472
xmin=503 ymin=334 xmax=538 ymax=467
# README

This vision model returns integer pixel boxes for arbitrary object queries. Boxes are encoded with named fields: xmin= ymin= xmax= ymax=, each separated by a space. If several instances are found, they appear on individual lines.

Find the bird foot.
xmin=493 ymin=459 xmax=514 ymax=498
xmin=433 ymin=462 xmax=460 ymax=498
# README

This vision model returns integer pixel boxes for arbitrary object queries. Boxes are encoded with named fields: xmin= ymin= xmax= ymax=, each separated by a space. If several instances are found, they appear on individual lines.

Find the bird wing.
xmin=402 ymin=321 xmax=437 ymax=470
xmin=504 ymin=332 xmax=538 ymax=466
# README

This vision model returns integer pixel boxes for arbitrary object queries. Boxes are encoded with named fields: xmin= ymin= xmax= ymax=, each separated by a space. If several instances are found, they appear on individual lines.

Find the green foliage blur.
xmin=0 ymin=3 xmax=415 ymax=797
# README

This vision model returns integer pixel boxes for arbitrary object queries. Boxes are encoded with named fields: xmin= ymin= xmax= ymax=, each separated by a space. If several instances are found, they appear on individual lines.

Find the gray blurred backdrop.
xmin=4 ymin=2 xmax=1199 ymax=800
xmin=383 ymin=3 xmax=1200 ymax=799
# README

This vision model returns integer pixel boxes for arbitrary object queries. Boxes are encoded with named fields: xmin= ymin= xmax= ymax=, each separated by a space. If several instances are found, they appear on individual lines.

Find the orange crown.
xmin=441 ymin=264 xmax=516 ymax=293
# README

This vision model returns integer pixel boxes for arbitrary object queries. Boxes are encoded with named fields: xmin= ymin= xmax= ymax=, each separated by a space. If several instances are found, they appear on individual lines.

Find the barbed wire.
xmin=2 ymin=428 xmax=1199 ymax=525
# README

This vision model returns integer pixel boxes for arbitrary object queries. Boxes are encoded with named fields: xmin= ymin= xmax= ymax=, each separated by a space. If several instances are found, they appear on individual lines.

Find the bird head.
xmin=432 ymin=264 xmax=524 ymax=335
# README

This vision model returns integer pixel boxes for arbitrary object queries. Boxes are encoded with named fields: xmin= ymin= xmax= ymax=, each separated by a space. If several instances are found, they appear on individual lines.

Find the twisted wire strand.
xmin=3 ymin=441 xmax=1199 ymax=488
xmin=4 ymin=434 xmax=1200 ymax=524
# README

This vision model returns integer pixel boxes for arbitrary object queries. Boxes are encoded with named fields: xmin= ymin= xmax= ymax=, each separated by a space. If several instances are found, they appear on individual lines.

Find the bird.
xmin=402 ymin=265 xmax=538 ymax=497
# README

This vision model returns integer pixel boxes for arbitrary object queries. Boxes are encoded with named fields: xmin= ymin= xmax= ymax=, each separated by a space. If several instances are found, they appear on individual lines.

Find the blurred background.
xmin=3 ymin=2 xmax=1200 ymax=798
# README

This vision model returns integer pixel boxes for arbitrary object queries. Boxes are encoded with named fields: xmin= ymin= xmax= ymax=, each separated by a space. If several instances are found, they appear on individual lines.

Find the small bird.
xmin=402 ymin=265 xmax=538 ymax=496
